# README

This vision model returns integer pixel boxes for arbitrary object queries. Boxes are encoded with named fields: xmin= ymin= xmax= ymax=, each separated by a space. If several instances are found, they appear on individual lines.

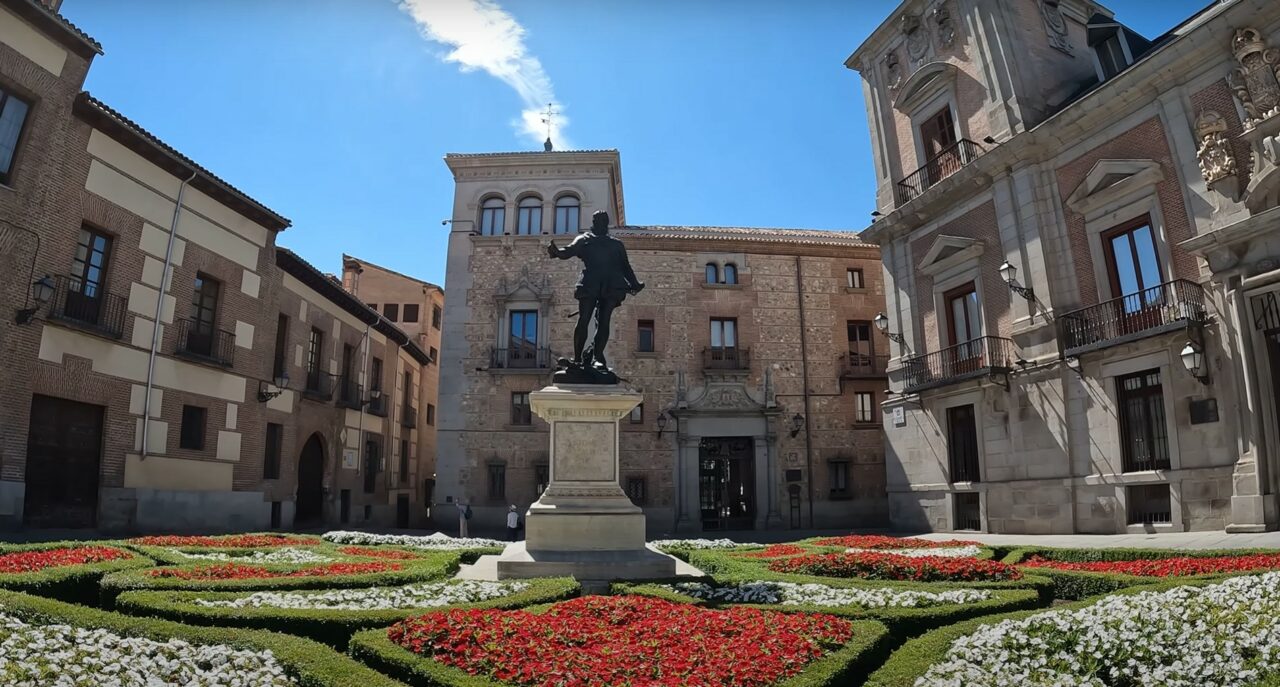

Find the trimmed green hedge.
xmin=116 ymin=577 xmax=579 ymax=649
xmin=1002 ymin=546 xmax=1280 ymax=600
xmin=350 ymin=603 xmax=892 ymax=687
xmin=0 ymin=541 xmax=154 ymax=605
xmin=0 ymin=588 xmax=404 ymax=687
xmin=99 ymin=551 xmax=463 ymax=606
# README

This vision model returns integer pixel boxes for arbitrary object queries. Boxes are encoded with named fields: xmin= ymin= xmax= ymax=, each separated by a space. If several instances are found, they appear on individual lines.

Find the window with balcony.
xmin=182 ymin=274 xmax=229 ymax=363
xmin=706 ymin=317 xmax=747 ymax=369
xmin=710 ymin=317 xmax=737 ymax=349
xmin=480 ymin=197 xmax=505 ymax=235
xmin=363 ymin=436 xmax=380 ymax=493
xmin=305 ymin=327 xmax=324 ymax=393
xmin=847 ymin=268 xmax=864 ymax=289
xmin=1116 ymin=369 xmax=1170 ymax=472
xmin=637 ymin=320 xmax=655 ymax=353
xmin=63 ymin=226 xmax=113 ymax=328
xmin=920 ymin=106 xmax=958 ymax=164
xmin=1103 ymin=216 xmax=1163 ymax=305
xmin=517 ymin=196 xmax=542 ymax=235
xmin=554 ymin=195 xmax=579 ymax=234
xmin=945 ymin=282 xmax=981 ymax=346
xmin=511 ymin=392 xmax=531 ymax=426
xmin=505 ymin=310 xmax=540 ymax=368
xmin=828 ymin=461 xmax=850 ymax=500
xmin=854 ymin=392 xmax=875 ymax=424
xmin=399 ymin=438 xmax=410 ymax=483
xmin=0 ymin=87 xmax=31 ymax=185
xmin=946 ymin=404 xmax=980 ymax=483
xmin=845 ymin=320 xmax=884 ymax=376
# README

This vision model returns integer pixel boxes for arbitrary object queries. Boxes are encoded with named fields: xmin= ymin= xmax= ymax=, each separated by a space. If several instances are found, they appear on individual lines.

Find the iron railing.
xmin=176 ymin=318 xmax=235 ymax=367
xmin=895 ymin=138 xmax=984 ymax=206
xmin=704 ymin=346 xmax=750 ymax=371
xmin=47 ymin=274 xmax=126 ymax=338
xmin=954 ymin=493 xmax=982 ymax=531
xmin=490 ymin=346 xmax=552 ymax=370
xmin=337 ymin=376 xmax=363 ymax=410
xmin=901 ymin=336 xmax=1017 ymax=393
xmin=1058 ymin=280 xmax=1208 ymax=358
xmin=302 ymin=369 xmax=335 ymax=402
xmin=842 ymin=353 xmax=889 ymax=378
xmin=401 ymin=404 xmax=417 ymax=428
xmin=367 ymin=392 xmax=389 ymax=417
xmin=1127 ymin=485 xmax=1172 ymax=525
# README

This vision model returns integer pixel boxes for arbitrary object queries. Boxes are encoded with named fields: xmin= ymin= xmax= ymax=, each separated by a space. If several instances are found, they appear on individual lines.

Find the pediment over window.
xmin=894 ymin=61 xmax=959 ymax=113
xmin=1065 ymin=159 xmax=1163 ymax=216
xmin=918 ymin=234 xmax=983 ymax=277
xmin=493 ymin=264 xmax=552 ymax=306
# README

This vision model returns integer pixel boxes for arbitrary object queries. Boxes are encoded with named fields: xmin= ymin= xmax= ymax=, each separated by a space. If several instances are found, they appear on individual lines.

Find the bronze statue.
xmin=547 ymin=210 xmax=644 ymax=384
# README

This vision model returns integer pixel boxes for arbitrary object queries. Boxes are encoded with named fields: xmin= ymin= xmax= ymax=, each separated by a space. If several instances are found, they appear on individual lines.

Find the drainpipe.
xmin=358 ymin=321 xmax=372 ymax=478
xmin=795 ymin=256 xmax=815 ymax=528
xmin=141 ymin=170 xmax=197 ymax=460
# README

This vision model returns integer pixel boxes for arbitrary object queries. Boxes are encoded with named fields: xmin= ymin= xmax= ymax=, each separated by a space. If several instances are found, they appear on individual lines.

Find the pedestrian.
xmin=456 ymin=500 xmax=470 ymax=538
xmin=507 ymin=504 xmax=520 ymax=541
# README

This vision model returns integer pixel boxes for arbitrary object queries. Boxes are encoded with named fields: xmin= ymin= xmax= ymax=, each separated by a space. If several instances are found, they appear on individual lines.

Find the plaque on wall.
xmin=785 ymin=469 xmax=803 ymax=483
xmin=1189 ymin=398 xmax=1219 ymax=425
xmin=893 ymin=406 xmax=906 ymax=427
xmin=342 ymin=450 xmax=358 ymax=469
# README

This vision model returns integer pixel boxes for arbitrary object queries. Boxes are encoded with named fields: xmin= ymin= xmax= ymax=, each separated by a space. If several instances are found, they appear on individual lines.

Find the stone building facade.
xmin=0 ymin=0 xmax=433 ymax=532
xmin=850 ymin=0 xmax=1280 ymax=533
xmin=434 ymin=150 xmax=888 ymax=535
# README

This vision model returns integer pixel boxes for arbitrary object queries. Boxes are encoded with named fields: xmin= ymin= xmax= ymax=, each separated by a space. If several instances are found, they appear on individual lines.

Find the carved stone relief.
xmin=1228 ymin=28 xmax=1280 ymax=128
xmin=901 ymin=13 xmax=930 ymax=63
xmin=1194 ymin=110 xmax=1239 ymax=191
xmin=1039 ymin=0 xmax=1072 ymax=55
xmin=885 ymin=50 xmax=903 ymax=90
xmin=932 ymin=5 xmax=956 ymax=49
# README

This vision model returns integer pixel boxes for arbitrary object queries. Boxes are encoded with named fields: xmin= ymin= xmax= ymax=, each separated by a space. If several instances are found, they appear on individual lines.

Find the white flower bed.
xmin=648 ymin=538 xmax=760 ymax=550
xmin=844 ymin=545 xmax=982 ymax=559
xmin=671 ymin=581 xmax=991 ymax=609
xmin=917 ymin=572 xmax=1280 ymax=686
xmin=0 ymin=611 xmax=294 ymax=685
xmin=172 ymin=547 xmax=334 ymax=564
xmin=321 ymin=531 xmax=507 ymax=550
xmin=193 ymin=580 xmax=529 ymax=611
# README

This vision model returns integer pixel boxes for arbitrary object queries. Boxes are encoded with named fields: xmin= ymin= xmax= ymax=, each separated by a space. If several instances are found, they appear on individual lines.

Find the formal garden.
xmin=1 ymin=531 xmax=1279 ymax=685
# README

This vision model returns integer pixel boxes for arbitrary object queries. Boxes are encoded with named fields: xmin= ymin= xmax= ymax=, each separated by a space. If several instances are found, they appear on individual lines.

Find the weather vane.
xmin=540 ymin=102 xmax=558 ymax=151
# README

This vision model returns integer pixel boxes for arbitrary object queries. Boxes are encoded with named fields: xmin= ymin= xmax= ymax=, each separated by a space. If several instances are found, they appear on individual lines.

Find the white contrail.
xmin=398 ymin=0 xmax=571 ymax=148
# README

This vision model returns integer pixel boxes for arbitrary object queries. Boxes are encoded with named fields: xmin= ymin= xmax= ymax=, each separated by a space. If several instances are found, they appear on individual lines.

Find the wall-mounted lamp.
xmin=257 ymin=373 xmax=290 ymax=403
xmin=789 ymin=413 xmax=805 ymax=438
xmin=982 ymin=135 xmax=997 ymax=145
xmin=656 ymin=411 xmax=670 ymax=437
xmin=14 ymin=275 xmax=54 ymax=325
xmin=1064 ymin=356 xmax=1083 ymax=378
xmin=998 ymin=261 xmax=1036 ymax=302
xmin=873 ymin=312 xmax=906 ymax=345
xmin=1181 ymin=341 xmax=1210 ymax=385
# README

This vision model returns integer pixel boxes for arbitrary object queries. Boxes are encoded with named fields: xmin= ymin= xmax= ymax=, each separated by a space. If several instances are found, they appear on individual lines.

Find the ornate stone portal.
xmin=495 ymin=384 xmax=678 ymax=580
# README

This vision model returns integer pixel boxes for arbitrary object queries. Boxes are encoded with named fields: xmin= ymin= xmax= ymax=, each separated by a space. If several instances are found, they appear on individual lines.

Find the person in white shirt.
xmin=456 ymin=500 xmax=470 ymax=538
xmin=506 ymin=504 xmax=520 ymax=541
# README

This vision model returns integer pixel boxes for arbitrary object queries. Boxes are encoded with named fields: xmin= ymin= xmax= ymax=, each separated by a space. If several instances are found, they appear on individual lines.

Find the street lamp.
xmin=998 ymin=261 xmax=1036 ymax=302
xmin=789 ymin=413 xmax=805 ymax=438
xmin=1181 ymin=341 xmax=1209 ymax=384
xmin=873 ymin=312 xmax=906 ymax=345
xmin=257 ymin=372 xmax=290 ymax=403
xmin=14 ymin=275 xmax=54 ymax=324
xmin=656 ymin=411 xmax=670 ymax=437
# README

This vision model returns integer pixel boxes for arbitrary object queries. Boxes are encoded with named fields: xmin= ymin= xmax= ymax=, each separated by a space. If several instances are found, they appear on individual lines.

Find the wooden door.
xmin=919 ymin=107 xmax=959 ymax=186
xmin=24 ymin=395 xmax=103 ymax=528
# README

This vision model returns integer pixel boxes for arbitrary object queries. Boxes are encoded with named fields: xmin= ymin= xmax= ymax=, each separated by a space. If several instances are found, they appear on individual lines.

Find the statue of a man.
xmin=547 ymin=210 xmax=644 ymax=382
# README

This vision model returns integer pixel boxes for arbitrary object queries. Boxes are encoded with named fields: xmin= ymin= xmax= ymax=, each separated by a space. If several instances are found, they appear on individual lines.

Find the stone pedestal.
xmin=496 ymin=384 xmax=677 ymax=580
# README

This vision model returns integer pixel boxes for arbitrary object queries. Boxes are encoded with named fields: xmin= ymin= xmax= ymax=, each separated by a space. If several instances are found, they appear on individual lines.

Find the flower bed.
xmin=671 ymin=580 xmax=992 ymax=608
xmin=173 ymin=546 xmax=336 ymax=564
xmin=649 ymin=538 xmax=761 ymax=551
xmin=844 ymin=545 xmax=982 ymax=559
xmin=1021 ymin=552 xmax=1280 ymax=577
xmin=192 ymin=579 xmax=528 ymax=610
xmin=811 ymin=535 xmax=979 ymax=550
xmin=352 ymin=595 xmax=891 ymax=687
xmin=770 ymin=552 xmax=1021 ymax=583
xmin=0 ymin=545 xmax=130 ymax=573
xmin=0 ymin=588 xmax=400 ymax=686
xmin=337 ymin=546 xmax=423 ymax=560
xmin=147 ymin=561 xmax=401 ymax=580
xmin=739 ymin=544 xmax=809 ymax=559
xmin=128 ymin=534 xmax=322 ymax=548
xmin=321 ymin=531 xmax=507 ymax=550
xmin=890 ymin=573 xmax=1280 ymax=686
xmin=1002 ymin=546 xmax=1280 ymax=599
xmin=0 ymin=543 xmax=152 ymax=604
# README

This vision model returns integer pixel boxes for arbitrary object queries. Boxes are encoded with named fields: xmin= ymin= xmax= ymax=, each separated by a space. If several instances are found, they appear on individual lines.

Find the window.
xmin=829 ymin=461 xmax=850 ymax=499
xmin=855 ymin=392 xmax=875 ymax=423
xmin=945 ymin=282 xmax=981 ymax=347
xmin=954 ymin=492 xmax=981 ymax=531
xmin=363 ymin=437 xmax=380 ymax=493
xmin=1103 ymin=216 xmax=1163 ymax=304
xmin=511 ymin=392 xmax=531 ymax=425
xmin=0 ymin=87 xmax=31 ymax=185
xmin=480 ymin=197 xmax=505 ymax=235
xmin=516 ymin=196 xmax=542 ymax=235
xmin=535 ymin=464 xmax=549 ymax=495
xmin=705 ymin=263 xmax=719 ymax=284
xmin=710 ymin=318 xmax=737 ymax=349
xmin=179 ymin=405 xmax=207 ymax=450
xmin=188 ymin=274 xmax=221 ymax=356
xmin=399 ymin=439 xmax=410 ymax=483
xmin=432 ymin=305 xmax=442 ymax=329
xmin=508 ymin=310 xmax=539 ymax=366
xmin=370 ymin=357 xmax=383 ymax=394
xmin=626 ymin=477 xmax=647 ymax=505
xmin=272 ymin=314 xmax=289 ymax=381
xmin=263 ymin=423 xmax=282 ymax=479
xmin=1127 ymin=484 xmax=1172 ymax=525
xmin=402 ymin=370 xmax=413 ymax=416
xmin=847 ymin=321 xmax=874 ymax=361
xmin=554 ymin=195 xmax=580 ymax=234
xmin=630 ymin=403 xmax=644 ymax=424
xmin=429 ymin=346 xmax=438 ymax=362
xmin=946 ymin=404 xmax=980 ymax=483
xmin=919 ymin=106 xmax=958 ymax=162
xmin=1116 ymin=369 xmax=1170 ymax=472
xmin=488 ymin=464 xmax=506 ymax=498
xmin=1096 ymin=34 xmax=1129 ymax=79
xmin=637 ymin=320 xmax=655 ymax=353
xmin=723 ymin=264 xmax=738 ymax=285
xmin=846 ymin=268 xmax=864 ymax=289
xmin=367 ymin=303 xmax=377 ymax=311
xmin=306 ymin=327 xmax=323 ymax=391
xmin=270 ymin=501 xmax=282 ymax=529
xmin=403 ymin=304 xmax=419 ymax=323
xmin=426 ymin=403 xmax=436 ymax=426
xmin=65 ymin=226 xmax=113 ymax=325
xmin=383 ymin=303 xmax=399 ymax=322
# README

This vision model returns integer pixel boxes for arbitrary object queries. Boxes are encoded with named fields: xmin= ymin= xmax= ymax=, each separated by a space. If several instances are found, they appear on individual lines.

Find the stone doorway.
xmin=698 ymin=437 xmax=755 ymax=530
xmin=23 ymin=395 xmax=103 ymax=528
xmin=295 ymin=434 xmax=325 ymax=526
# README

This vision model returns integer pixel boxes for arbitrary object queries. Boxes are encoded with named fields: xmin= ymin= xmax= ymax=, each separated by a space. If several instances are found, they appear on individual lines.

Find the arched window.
xmin=516 ymin=196 xmax=542 ymax=235
xmin=723 ymin=263 xmax=738 ymax=285
xmin=705 ymin=263 xmax=719 ymax=284
xmin=554 ymin=195 xmax=580 ymax=234
xmin=479 ymin=197 xmax=505 ymax=235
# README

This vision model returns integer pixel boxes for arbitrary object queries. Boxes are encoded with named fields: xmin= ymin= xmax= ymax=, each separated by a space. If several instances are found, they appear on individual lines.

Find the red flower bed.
xmin=0 ymin=545 xmax=130 ymax=574
xmin=128 ymin=534 xmax=322 ymax=548
xmin=146 ymin=561 xmax=400 ymax=580
xmin=339 ymin=546 xmax=421 ymax=560
xmin=769 ymin=551 xmax=1020 ymax=582
xmin=388 ymin=595 xmax=853 ymax=687
xmin=1022 ymin=553 xmax=1280 ymax=577
xmin=739 ymin=544 xmax=808 ymax=559
xmin=812 ymin=534 xmax=979 ymax=550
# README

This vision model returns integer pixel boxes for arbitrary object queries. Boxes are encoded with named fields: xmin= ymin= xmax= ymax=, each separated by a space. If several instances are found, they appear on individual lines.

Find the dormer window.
xmin=1086 ymin=16 xmax=1148 ymax=82
xmin=1095 ymin=34 xmax=1128 ymax=79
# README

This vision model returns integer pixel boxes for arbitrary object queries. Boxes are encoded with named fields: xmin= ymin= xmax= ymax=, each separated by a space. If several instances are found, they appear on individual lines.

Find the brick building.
xmin=0 ymin=0 xmax=433 ymax=532
xmin=434 ymin=150 xmax=888 ymax=535
xmin=851 ymin=0 xmax=1280 ymax=533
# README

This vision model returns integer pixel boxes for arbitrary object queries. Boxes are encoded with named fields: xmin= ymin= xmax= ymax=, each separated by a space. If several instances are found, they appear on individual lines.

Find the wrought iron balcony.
xmin=401 ymin=404 xmax=417 ymax=428
xmin=367 ymin=392 xmax=389 ymax=417
xmin=704 ymin=346 xmax=750 ymax=371
xmin=175 ymin=318 xmax=235 ymax=367
xmin=841 ymin=352 xmax=889 ymax=378
xmin=1057 ymin=280 xmax=1208 ymax=358
xmin=302 ymin=369 xmax=334 ymax=402
xmin=337 ymin=376 xmax=363 ymax=410
xmin=47 ymin=274 xmax=126 ymax=339
xmin=901 ymin=336 xmax=1018 ymax=394
xmin=489 ymin=346 xmax=551 ymax=370
xmin=894 ymin=138 xmax=984 ymax=206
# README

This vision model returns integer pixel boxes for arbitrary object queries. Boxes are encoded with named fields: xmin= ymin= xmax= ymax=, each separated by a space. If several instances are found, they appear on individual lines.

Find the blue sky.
xmin=63 ymin=0 xmax=1209 ymax=287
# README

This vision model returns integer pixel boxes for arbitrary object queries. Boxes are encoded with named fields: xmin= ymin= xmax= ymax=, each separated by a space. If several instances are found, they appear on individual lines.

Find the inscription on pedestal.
xmin=553 ymin=422 xmax=615 ymax=482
